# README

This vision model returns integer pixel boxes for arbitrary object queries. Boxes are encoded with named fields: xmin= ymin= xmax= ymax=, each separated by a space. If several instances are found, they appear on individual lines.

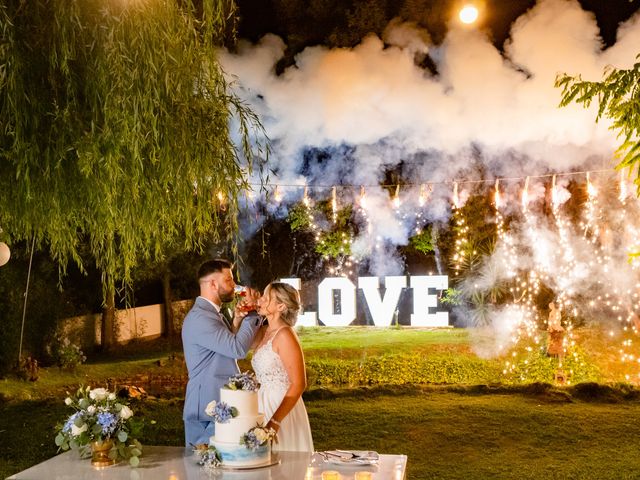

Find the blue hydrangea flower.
xmin=213 ymin=402 xmax=238 ymax=423
xmin=225 ymin=372 xmax=259 ymax=391
xmin=97 ymin=412 xmax=118 ymax=436
xmin=242 ymin=431 xmax=261 ymax=450
xmin=62 ymin=412 xmax=82 ymax=433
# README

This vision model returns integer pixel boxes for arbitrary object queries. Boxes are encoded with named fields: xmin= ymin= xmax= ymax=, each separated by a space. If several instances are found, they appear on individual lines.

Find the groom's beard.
xmin=219 ymin=288 xmax=234 ymax=304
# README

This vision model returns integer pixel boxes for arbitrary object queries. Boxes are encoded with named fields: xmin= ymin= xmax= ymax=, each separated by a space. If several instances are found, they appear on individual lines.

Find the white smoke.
xmin=221 ymin=0 xmax=640 ymax=334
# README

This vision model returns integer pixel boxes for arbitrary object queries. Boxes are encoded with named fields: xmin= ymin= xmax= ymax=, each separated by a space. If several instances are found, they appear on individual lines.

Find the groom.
xmin=181 ymin=259 xmax=261 ymax=446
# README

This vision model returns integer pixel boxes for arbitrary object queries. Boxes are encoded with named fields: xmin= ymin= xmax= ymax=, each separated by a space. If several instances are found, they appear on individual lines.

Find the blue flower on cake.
xmin=224 ymin=371 xmax=260 ymax=391
xmin=205 ymin=400 xmax=238 ymax=423
xmin=241 ymin=425 xmax=277 ymax=450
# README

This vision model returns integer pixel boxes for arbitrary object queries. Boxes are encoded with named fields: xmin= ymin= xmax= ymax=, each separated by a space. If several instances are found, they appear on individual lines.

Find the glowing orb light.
xmin=459 ymin=4 xmax=479 ymax=24
xmin=0 ymin=242 xmax=10 ymax=267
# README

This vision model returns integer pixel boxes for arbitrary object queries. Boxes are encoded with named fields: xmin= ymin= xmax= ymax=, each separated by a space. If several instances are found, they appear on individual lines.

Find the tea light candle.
xmin=321 ymin=471 xmax=340 ymax=480
xmin=355 ymin=472 xmax=373 ymax=480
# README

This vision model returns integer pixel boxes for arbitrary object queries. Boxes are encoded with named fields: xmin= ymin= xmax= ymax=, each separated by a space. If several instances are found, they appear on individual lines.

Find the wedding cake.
xmin=205 ymin=373 xmax=273 ymax=468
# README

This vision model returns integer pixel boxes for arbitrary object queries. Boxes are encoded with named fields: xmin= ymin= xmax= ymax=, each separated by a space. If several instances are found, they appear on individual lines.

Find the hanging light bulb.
xmin=619 ymin=169 xmax=628 ymax=202
xmin=522 ymin=176 xmax=530 ymax=211
xmin=331 ymin=186 xmax=338 ymax=223
xmin=494 ymin=178 xmax=501 ymax=209
xmin=418 ymin=184 xmax=429 ymax=207
xmin=453 ymin=182 xmax=460 ymax=209
xmin=303 ymin=185 xmax=310 ymax=206
xmin=359 ymin=186 xmax=367 ymax=208
xmin=274 ymin=185 xmax=283 ymax=203
xmin=551 ymin=174 xmax=558 ymax=209
xmin=392 ymin=184 xmax=401 ymax=209
xmin=586 ymin=172 xmax=597 ymax=198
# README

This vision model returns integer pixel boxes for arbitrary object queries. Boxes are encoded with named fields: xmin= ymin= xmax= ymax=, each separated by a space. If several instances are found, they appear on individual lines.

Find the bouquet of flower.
xmin=205 ymin=400 xmax=238 ymax=423
xmin=194 ymin=444 xmax=222 ymax=471
xmin=55 ymin=386 xmax=143 ymax=466
xmin=224 ymin=371 xmax=259 ymax=391
xmin=241 ymin=425 xmax=277 ymax=451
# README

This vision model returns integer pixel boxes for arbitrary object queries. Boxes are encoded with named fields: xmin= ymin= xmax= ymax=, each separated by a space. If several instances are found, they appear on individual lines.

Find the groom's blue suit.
xmin=182 ymin=297 xmax=260 ymax=446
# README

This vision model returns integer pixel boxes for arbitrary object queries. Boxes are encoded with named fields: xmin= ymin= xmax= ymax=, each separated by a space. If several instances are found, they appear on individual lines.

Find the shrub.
xmin=306 ymin=353 xmax=502 ymax=387
xmin=50 ymin=336 xmax=87 ymax=371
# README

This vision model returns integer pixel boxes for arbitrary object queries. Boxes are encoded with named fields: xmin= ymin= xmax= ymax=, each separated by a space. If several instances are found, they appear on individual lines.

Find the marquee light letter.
xmin=318 ymin=277 xmax=356 ymax=327
xmin=410 ymin=275 xmax=449 ymax=327
xmin=279 ymin=278 xmax=318 ymax=327
xmin=358 ymin=276 xmax=406 ymax=326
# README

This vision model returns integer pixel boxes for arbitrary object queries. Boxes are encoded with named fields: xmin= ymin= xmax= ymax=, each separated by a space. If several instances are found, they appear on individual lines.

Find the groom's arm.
xmin=193 ymin=311 xmax=260 ymax=359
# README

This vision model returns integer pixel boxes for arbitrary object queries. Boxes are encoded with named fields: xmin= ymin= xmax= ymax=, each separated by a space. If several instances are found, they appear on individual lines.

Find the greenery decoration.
xmin=409 ymin=228 xmax=435 ymax=254
xmin=0 ymin=1 xmax=267 ymax=300
xmin=556 ymin=55 xmax=640 ymax=182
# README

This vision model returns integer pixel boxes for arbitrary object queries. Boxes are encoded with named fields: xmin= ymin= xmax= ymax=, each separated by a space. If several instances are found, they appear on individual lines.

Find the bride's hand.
xmin=266 ymin=419 xmax=280 ymax=434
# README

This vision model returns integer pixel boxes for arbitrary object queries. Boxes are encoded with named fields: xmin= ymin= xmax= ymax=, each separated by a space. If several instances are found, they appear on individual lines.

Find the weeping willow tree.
xmin=0 ymin=0 xmax=267 ymax=349
xmin=555 ymin=55 xmax=640 ymax=182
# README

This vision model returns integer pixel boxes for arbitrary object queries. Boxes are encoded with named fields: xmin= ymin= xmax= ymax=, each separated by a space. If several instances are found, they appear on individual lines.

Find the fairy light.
xmin=419 ymin=184 xmax=429 ymax=207
xmin=274 ymin=185 xmax=283 ymax=203
xmin=331 ymin=186 xmax=338 ymax=224
xmin=303 ymin=185 xmax=310 ymax=207
xmin=619 ymin=169 xmax=628 ymax=203
xmin=452 ymin=182 xmax=460 ymax=209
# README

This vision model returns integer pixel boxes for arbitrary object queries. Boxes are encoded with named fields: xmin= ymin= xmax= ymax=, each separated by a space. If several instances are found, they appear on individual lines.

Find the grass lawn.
xmin=3 ymin=387 xmax=640 ymax=479
xmin=2 ymin=327 xmax=640 ymax=479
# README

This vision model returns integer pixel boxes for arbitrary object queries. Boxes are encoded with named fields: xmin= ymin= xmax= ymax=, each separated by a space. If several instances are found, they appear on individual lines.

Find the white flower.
xmin=70 ymin=423 xmax=87 ymax=437
xmin=87 ymin=406 xmax=96 ymax=414
xmin=253 ymin=428 xmax=269 ymax=443
xmin=108 ymin=393 xmax=116 ymax=401
xmin=205 ymin=400 xmax=217 ymax=418
xmin=119 ymin=405 xmax=133 ymax=420
xmin=64 ymin=397 xmax=72 ymax=406
xmin=89 ymin=388 xmax=108 ymax=401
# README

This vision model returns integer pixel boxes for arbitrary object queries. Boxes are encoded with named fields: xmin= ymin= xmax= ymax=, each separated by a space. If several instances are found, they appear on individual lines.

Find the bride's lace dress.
xmin=251 ymin=329 xmax=314 ymax=452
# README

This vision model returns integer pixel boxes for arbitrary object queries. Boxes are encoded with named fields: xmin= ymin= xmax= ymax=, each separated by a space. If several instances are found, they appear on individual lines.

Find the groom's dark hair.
xmin=197 ymin=259 xmax=233 ymax=279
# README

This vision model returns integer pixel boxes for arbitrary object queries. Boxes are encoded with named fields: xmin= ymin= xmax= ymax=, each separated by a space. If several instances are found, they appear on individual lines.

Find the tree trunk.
xmin=101 ymin=284 xmax=116 ymax=352
xmin=162 ymin=269 xmax=175 ymax=338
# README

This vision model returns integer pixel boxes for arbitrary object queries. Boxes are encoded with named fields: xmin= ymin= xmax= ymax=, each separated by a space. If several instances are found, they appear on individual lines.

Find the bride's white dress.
xmin=251 ymin=330 xmax=314 ymax=452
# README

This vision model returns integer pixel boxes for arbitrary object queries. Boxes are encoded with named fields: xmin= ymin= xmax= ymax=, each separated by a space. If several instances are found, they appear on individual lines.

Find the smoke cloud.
xmin=220 ymin=0 xmax=640 ymax=348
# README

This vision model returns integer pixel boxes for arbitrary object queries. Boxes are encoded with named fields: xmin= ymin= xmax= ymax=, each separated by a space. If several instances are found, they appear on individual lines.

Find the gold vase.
xmin=90 ymin=439 xmax=116 ymax=467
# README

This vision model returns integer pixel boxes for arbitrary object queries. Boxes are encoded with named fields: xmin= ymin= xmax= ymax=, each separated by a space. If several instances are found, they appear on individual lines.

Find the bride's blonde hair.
xmin=266 ymin=282 xmax=301 ymax=326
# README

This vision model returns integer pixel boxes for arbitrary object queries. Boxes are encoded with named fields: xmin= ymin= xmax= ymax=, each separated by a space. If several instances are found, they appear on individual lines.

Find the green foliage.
xmin=556 ymin=56 xmax=640 ymax=183
xmin=306 ymin=353 xmax=502 ymax=387
xmin=316 ymin=231 xmax=352 ymax=258
xmin=409 ymin=228 xmax=434 ymax=254
xmin=286 ymin=203 xmax=313 ymax=232
xmin=0 ymin=0 xmax=267 ymax=300
xmin=440 ymin=288 xmax=463 ymax=306
xmin=50 ymin=336 xmax=87 ymax=372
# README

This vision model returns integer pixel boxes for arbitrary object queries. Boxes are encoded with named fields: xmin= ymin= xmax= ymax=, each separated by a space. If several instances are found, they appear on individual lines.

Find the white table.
xmin=8 ymin=446 xmax=407 ymax=480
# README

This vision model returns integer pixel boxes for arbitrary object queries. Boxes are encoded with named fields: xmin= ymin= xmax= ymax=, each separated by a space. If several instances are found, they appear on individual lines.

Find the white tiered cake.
xmin=206 ymin=374 xmax=272 ymax=468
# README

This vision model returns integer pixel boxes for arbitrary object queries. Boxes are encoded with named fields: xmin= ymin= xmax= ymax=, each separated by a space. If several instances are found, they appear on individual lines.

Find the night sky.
xmin=237 ymin=0 xmax=639 ymax=50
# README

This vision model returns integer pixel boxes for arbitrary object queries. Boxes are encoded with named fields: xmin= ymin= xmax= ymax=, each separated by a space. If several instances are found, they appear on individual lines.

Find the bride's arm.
xmin=266 ymin=328 xmax=307 ymax=432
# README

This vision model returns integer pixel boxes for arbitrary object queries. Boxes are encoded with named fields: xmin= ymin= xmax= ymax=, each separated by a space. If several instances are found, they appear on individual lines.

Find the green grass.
xmin=3 ymin=327 xmax=640 ymax=479
xmin=4 ymin=388 xmax=640 ymax=479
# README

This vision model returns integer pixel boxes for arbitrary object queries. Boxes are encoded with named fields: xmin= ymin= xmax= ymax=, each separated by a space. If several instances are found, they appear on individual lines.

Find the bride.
xmin=251 ymin=282 xmax=314 ymax=452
